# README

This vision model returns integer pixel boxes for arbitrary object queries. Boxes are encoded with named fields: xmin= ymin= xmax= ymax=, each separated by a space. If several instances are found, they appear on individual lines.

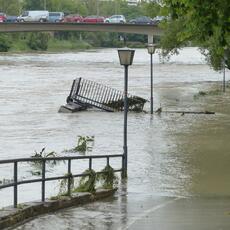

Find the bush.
xmin=27 ymin=32 xmax=50 ymax=51
xmin=0 ymin=34 xmax=12 ymax=52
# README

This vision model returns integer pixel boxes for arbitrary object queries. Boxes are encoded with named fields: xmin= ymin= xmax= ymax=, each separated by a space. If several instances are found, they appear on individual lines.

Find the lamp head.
xmin=118 ymin=48 xmax=135 ymax=66
xmin=147 ymin=43 xmax=157 ymax=54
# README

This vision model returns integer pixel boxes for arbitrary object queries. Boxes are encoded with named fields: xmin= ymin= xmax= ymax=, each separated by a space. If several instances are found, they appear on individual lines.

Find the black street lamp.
xmin=118 ymin=48 xmax=135 ymax=178
xmin=223 ymin=48 xmax=228 ymax=92
xmin=147 ymin=44 xmax=157 ymax=114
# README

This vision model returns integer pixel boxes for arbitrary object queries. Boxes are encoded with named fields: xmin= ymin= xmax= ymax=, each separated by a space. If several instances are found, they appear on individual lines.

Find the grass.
xmin=8 ymin=38 xmax=92 ymax=53
xmin=48 ymin=38 xmax=91 ymax=52
xmin=10 ymin=40 xmax=32 ymax=52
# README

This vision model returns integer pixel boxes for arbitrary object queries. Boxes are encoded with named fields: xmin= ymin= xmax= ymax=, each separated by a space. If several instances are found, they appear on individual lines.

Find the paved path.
xmin=120 ymin=195 xmax=230 ymax=230
xmin=16 ymin=191 xmax=230 ymax=230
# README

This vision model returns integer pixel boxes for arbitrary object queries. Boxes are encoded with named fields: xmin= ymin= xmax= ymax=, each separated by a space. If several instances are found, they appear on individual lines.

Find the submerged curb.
xmin=0 ymin=188 xmax=117 ymax=229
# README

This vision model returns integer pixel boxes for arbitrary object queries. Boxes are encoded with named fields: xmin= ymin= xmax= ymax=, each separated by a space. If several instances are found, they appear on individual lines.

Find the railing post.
xmin=89 ymin=157 xmax=92 ymax=170
xmin=67 ymin=159 xmax=72 ymax=196
xmin=107 ymin=157 xmax=110 ymax=167
xmin=14 ymin=162 xmax=18 ymax=208
xmin=41 ymin=160 xmax=46 ymax=202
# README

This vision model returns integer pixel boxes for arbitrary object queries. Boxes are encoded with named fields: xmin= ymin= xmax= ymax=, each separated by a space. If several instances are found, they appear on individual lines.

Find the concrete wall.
xmin=0 ymin=189 xmax=116 ymax=229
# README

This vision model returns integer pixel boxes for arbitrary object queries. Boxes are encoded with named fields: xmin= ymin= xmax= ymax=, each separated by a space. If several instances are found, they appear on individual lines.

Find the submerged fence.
xmin=67 ymin=78 xmax=147 ymax=112
xmin=0 ymin=154 xmax=123 ymax=208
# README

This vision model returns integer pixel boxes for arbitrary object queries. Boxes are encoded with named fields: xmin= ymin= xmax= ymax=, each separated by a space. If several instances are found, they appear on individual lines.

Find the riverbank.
xmin=8 ymin=38 xmax=92 ymax=53
xmin=0 ymin=32 xmax=147 ymax=53
xmin=8 ymin=39 xmax=146 ymax=53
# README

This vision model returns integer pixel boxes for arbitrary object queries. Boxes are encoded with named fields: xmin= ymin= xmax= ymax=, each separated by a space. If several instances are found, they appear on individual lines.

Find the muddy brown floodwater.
xmin=0 ymin=48 xmax=229 ymax=229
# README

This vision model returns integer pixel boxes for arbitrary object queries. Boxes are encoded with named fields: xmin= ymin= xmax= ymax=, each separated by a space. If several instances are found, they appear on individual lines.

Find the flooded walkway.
xmin=0 ymin=48 xmax=230 ymax=229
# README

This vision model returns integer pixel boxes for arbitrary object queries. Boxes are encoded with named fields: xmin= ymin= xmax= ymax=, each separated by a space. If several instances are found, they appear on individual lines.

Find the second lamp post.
xmin=147 ymin=44 xmax=157 ymax=114
xmin=118 ymin=48 xmax=135 ymax=178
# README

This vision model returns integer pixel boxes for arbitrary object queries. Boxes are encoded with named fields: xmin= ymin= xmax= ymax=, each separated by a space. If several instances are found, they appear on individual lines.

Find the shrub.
xmin=0 ymin=34 xmax=12 ymax=52
xmin=27 ymin=32 xmax=50 ymax=51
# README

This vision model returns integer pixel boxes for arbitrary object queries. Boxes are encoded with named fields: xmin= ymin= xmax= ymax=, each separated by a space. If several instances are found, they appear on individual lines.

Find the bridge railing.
xmin=0 ymin=154 xmax=123 ymax=208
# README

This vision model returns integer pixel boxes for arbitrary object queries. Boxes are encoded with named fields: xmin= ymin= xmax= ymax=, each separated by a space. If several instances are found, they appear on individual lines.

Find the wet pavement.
xmin=0 ymin=48 xmax=230 ymax=229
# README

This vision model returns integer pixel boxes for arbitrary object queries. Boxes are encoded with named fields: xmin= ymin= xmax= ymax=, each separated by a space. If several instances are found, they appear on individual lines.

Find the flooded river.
xmin=0 ymin=48 xmax=230 ymax=229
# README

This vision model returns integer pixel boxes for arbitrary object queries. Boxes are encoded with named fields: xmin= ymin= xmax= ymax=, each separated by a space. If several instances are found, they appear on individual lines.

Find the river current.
xmin=0 ymin=48 xmax=229 ymax=211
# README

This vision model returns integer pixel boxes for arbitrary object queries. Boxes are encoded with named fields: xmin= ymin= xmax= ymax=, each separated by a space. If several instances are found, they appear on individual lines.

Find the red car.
xmin=83 ymin=15 xmax=105 ymax=23
xmin=64 ymin=14 xmax=83 ymax=23
xmin=0 ymin=12 xmax=6 ymax=23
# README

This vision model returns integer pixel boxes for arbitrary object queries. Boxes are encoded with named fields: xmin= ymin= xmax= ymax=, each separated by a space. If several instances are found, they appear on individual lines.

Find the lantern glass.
xmin=118 ymin=48 xmax=135 ymax=66
xmin=147 ymin=44 xmax=157 ymax=54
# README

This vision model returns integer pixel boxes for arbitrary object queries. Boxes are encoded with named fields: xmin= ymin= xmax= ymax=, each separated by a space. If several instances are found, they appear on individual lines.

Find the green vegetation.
xmin=106 ymin=96 xmax=147 ymax=112
xmin=58 ymin=173 xmax=74 ymax=195
xmin=0 ymin=34 xmax=12 ymax=52
xmin=64 ymin=136 xmax=94 ymax=154
xmin=48 ymin=38 xmax=91 ymax=52
xmin=74 ymin=169 xmax=97 ymax=193
xmin=53 ymin=164 xmax=118 ymax=200
xmin=27 ymin=32 xmax=50 ymax=51
xmin=97 ymin=165 xmax=118 ymax=189
xmin=17 ymin=204 xmax=27 ymax=209
xmin=160 ymin=0 xmax=230 ymax=70
xmin=30 ymin=147 xmax=58 ymax=175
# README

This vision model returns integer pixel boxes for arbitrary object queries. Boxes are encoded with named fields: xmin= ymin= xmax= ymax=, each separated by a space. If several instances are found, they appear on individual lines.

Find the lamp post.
xmin=223 ymin=61 xmax=226 ymax=93
xmin=118 ymin=48 xmax=135 ymax=178
xmin=223 ymin=48 xmax=228 ymax=93
xmin=147 ymin=44 xmax=157 ymax=114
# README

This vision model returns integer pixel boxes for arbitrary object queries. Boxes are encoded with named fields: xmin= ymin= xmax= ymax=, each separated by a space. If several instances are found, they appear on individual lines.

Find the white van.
xmin=17 ymin=11 xmax=49 ymax=22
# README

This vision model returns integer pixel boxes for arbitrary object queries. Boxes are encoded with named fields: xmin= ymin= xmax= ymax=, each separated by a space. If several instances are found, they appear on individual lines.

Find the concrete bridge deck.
xmin=0 ymin=22 xmax=163 ymax=42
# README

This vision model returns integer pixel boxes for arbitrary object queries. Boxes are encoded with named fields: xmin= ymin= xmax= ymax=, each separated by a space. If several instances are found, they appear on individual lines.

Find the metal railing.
xmin=67 ymin=78 xmax=147 ymax=112
xmin=0 ymin=154 xmax=123 ymax=208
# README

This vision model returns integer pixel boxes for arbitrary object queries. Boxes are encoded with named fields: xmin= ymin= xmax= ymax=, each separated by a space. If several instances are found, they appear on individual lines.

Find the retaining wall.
xmin=0 ymin=189 xmax=116 ymax=229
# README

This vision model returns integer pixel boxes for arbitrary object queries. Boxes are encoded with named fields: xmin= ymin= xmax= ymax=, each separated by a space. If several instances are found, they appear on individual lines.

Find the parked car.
xmin=129 ymin=16 xmax=153 ymax=24
xmin=48 ymin=12 xmax=64 ymax=22
xmin=17 ymin=11 xmax=49 ymax=22
xmin=105 ymin=15 xmax=126 ymax=23
xmin=6 ymin=15 xmax=18 ymax=23
xmin=64 ymin=14 xmax=83 ymax=23
xmin=83 ymin=15 xmax=105 ymax=23
xmin=152 ymin=16 xmax=167 ymax=24
xmin=0 ymin=12 xmax=6 ymax=23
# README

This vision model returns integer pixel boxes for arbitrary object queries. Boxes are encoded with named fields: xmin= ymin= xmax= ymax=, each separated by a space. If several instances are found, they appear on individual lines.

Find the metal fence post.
xmin=67 ymin=159 xmax=72 ymax=196
xmin=42 ymin=160 xmax=46 ymax=202
xmin=89 ymin=158 xmax=92 ymax=170
xmin=14 ymin=162 xmax=18 ymax=208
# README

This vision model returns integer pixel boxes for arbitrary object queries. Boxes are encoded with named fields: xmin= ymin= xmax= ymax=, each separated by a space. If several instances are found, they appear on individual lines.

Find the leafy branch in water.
xmin=96 ymin=165 xmax=118 ymax=189
xmin=105 ymin=97 xmax=147 ymax=112
xmin=64 ymin=136 xmax=95 ymax=154
xmin=51 ymin=165 xmax=118 ymax=200
xmin=29 ymin=147 xmax=58 ymax=175
xmin=73 ymin=169 xmax=97 ymax=193
xmin=58 ymin=173 xmax=74 ymax=196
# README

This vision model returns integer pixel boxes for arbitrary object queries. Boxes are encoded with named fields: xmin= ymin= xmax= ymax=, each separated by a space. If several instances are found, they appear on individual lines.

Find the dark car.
xmin=6 ymin=15 xmax=18 ymax=23
xmin=64 ymin=14 xmax=83 ymax=23
xmin=129 ymin=16 xmax=153 ymax=24
xmin=0 ymin=12 xmax=6 ymax=23
xmin=49 ymin=12 xmax=64 ymax=22
xmin=83 ymin=15 xmax=104 ymax=23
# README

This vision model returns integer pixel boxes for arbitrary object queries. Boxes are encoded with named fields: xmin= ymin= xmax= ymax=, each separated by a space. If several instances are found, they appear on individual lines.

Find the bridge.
xmin=0 ymin=22 xmax=163 ymax=43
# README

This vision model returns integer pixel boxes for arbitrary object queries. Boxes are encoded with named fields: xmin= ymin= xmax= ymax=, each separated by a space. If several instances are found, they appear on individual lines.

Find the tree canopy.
xmin=160 ymin=0 xmax=230 ymax=70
